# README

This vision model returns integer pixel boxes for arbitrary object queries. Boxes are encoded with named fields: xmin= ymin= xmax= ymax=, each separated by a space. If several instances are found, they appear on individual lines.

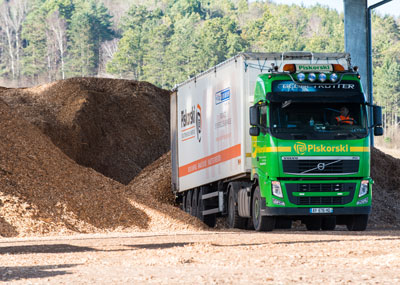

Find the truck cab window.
xmin=270 ymin=102 xmax=368 ymax=140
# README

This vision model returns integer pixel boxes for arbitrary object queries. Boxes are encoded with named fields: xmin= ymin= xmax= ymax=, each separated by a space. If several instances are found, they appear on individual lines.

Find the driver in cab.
xmin=336 ymin=106 xmax=354 ymax=125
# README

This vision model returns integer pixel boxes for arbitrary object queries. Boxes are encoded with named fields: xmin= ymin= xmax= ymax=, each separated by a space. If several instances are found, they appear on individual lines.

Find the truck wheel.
xmin=191 ymin=188 xmax=199 ymax=217
xmin=275 ymin=217 xmax=292 ymax=229
xmin=227 ymin=188 xmax=247 ymax=229
xmin=321 ymin=216 xmax=336 ymax=231
xmin=346 ymin=215 xmax=368 ymax=231
xmin=305 ymin=217 xmax=321 ymax=231
xmin=198 ymin=187 xmax=216 ymax=228
xmin=252 ymin=186 xmax=275 ymax=231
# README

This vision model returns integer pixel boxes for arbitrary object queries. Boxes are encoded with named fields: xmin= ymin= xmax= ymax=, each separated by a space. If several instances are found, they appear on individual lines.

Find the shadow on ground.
xmin=0 ymin=264 xmax=78 ymax=282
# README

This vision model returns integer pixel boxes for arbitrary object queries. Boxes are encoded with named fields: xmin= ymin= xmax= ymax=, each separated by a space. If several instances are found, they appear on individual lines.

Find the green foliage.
xmin=0 ymin=0 xmax=399 ymax=115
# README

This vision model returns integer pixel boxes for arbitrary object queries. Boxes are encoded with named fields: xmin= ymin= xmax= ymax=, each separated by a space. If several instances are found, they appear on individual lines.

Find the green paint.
xmin=250 ymin=72 xmax=373 ymax=213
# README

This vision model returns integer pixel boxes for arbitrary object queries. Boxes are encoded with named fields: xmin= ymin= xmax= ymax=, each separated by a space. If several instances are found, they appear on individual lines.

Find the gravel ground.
xmin=1 ymin=229 xmax=400 ymax=284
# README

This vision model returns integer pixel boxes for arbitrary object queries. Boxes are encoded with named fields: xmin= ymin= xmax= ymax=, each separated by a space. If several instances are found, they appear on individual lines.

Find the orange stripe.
xmin=182 ymin=136 xmax=195 ymax=142
xmin=179 ymin=144 xmax=241 ymax=177
xmin=181 ymin=126 xmax=195 ymax=132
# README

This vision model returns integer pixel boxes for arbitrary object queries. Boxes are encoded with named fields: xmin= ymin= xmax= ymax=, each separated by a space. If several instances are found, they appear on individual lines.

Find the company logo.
xmin=317 ymin=163 xmax=326 ymax=171
xmin=180 ymin=104 xmax=202 ymax=143
xmin=215 ymin=88 xmax=230 ymax=105
xmin=181 ymin=106 xmax=196 ymax=128
xmin=196 ymin=104 xmax=201 ymax=142
xmin=293 ymin=143 xmax=350 ymax=155
xmin=294 ymin=142 xmax=307 ymax=155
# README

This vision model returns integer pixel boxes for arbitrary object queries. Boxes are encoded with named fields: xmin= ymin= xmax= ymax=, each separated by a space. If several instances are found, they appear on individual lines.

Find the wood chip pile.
xmin=0 ymin=77 xmax=399 ymax=237
xmin=0 ymin=78 xmax=170 ymax=184
xmin=0 ymin=79 xmax=205 ymax=238
xmin=369 ymin=148 xmax=400 ymax=228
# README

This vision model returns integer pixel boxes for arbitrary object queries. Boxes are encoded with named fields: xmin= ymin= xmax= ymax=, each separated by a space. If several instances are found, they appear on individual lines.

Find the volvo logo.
xmin=317 ymin=163 xmax=326 ymax=171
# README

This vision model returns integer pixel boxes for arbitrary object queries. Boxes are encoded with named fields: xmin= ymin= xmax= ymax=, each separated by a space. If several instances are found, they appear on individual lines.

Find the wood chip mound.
xmin=0 ymin=77 xmax=170 ymax=184
xmin=0 ymin=79 xmax=205 ymax=238
xmin=0 ymin=77 xmax=399 ymax=236
xmin=369 ymin=148 xmax=400 ymax=228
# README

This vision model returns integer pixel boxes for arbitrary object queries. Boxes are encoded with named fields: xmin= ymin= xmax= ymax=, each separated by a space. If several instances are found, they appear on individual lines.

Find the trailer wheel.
xmin=197 ymin=187 xmax=216 ymax=228
xmin=191 ymin=188 xmax=199 ymax=217
xmin=346 ymin=215 xmax=368 ymax=231
xmin=321 ymin=216 xmax=336 ymax=231
xmin=252 ymin=186 xmax=275 ymax=231
xmin=182 ymin=192 xmax=187 ymax=211
xmin=227 ymin=188 xmax=247 ymax=229
xmin=185 ymin=190 xmax=192 ymax=214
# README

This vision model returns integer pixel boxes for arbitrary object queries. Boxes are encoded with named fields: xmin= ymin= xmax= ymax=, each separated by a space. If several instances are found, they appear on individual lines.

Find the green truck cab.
xmin=249 ymin=64 xmax=383 ymax=231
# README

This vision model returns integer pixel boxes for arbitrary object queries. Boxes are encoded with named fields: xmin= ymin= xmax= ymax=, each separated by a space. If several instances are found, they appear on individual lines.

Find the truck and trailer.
xmin=170 ymin=52 xmax=383 ymax=231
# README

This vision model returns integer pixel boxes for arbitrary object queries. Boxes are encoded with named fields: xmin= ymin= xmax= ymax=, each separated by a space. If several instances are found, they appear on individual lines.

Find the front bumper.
xmin=260 ymin=206 xmax=371 ymax=216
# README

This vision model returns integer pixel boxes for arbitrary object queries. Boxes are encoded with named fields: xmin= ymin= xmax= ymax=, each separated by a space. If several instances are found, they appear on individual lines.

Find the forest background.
xmin=0 ymin=0 xmax=399 ymax=147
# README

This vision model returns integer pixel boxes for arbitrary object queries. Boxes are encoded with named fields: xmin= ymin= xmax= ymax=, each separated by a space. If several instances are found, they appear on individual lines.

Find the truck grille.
xmin=285 ymin=183 xmax=356 ymax=206
xmin=282 ymin=157 xmax=359 ymax=175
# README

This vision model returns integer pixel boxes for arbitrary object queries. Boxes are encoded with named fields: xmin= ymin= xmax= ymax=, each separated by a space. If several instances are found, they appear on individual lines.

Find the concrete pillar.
xmin=344 ymin=0 xmax=368 ymax=95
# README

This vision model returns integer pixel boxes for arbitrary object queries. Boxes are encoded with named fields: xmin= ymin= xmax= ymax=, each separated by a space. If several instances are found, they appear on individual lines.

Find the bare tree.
xmin=47 ymin=9 xmax=67 ymax=79
xmin=100 ymin=38 xmax=119 ymax=75
xmin=0 ymin=0 xmax=29 ymax=80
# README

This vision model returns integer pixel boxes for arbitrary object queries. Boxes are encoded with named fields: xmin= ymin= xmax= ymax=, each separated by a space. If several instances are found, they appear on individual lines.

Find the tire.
xmin=346 ymin=215 xmax=368 ymax=231
xmin=182 ymin=192 xmax=187 ymax=211
xmin=191 ymin=188 xmax=198 ymax=217
xmin=305 ymin=217 xmax=321 ymax=231
xmin=198 ymin=187 xmax=216 ymax=228
xmin=227 ymin=187 xmax=247 ymax=229
xmin=252 ymin=186 xmax=275 ymax=231
xmin=185 ymin=190 xmax=192 ymax=214
xmin=275 ymin=217 xmax=292 ymax=229
xmin=321 ymin=216 xmax=336 ymax=231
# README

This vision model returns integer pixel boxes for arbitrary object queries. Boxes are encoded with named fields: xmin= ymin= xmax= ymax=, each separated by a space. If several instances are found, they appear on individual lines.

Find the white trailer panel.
xmin=171 ymin=52 xmax=350 ymax=192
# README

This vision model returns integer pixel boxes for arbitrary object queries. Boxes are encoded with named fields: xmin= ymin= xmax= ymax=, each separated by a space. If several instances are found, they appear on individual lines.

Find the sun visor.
xmin=267 ymin=92 xmax=366 ymax=103
xmin=268 ymin=80 xmax=366 ymax=103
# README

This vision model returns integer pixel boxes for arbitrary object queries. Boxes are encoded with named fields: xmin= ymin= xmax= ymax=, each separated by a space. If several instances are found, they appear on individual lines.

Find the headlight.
xmin=297 ymin=73 xmax=306 ymax=82
xmin=330 ymin=73 xmax=338 ymax=82
xmin=308 ymin=73 xmax=316 ymax=82
xmin=272 ymin=181 xmax=283 ymax=198
xmin=318 ymin=73 xmax=327 ymax=82
xmin=359 ymin=180 xmax=369 ymax=197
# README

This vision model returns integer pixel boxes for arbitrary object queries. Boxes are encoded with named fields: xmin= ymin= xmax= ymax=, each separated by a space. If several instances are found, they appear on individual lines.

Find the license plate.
xmin=310 ymin=208 xmax=333 ymax=214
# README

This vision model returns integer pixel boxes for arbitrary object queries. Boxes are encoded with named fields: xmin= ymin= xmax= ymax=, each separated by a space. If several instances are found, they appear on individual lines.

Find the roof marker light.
xmin=283 ymin=64 xmax=296 ymax=73
xmin=297 ymin=73 xmax=306 ymax=82
xmin=332 ymin=64 xmax=345 ymax=72
xmin=308 ymin=73 xmax=316 ymax=82
xmin=318 ymin=73 xmax=327 ymax=82
xmin=330 ymin=73 xmax=338 ymax=82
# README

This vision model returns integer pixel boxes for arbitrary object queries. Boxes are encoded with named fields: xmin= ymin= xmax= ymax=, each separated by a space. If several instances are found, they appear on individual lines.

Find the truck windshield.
xmin=270 ymin=102 xmax=368 ymax=140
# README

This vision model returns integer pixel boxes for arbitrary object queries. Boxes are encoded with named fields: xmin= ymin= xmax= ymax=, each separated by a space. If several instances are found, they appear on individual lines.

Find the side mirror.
xmin=374 ymin=126 xmax=384 ymax=136
xmin=372 ymin=105 xmax=382 ymax=127
xmin=249 ymin=105 xmax=260 ymax=126
xmin=250 ymin=126 xmax=260 ymax=137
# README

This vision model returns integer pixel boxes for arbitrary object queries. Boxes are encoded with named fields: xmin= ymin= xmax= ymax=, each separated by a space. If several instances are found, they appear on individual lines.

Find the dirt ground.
xmin=1 ymin=229 xmax=400 ymax=284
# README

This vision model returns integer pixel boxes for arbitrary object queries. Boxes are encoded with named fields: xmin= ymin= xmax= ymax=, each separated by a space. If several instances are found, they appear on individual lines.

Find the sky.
xmin=270 ymin=0 xmax=400 ymax=17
